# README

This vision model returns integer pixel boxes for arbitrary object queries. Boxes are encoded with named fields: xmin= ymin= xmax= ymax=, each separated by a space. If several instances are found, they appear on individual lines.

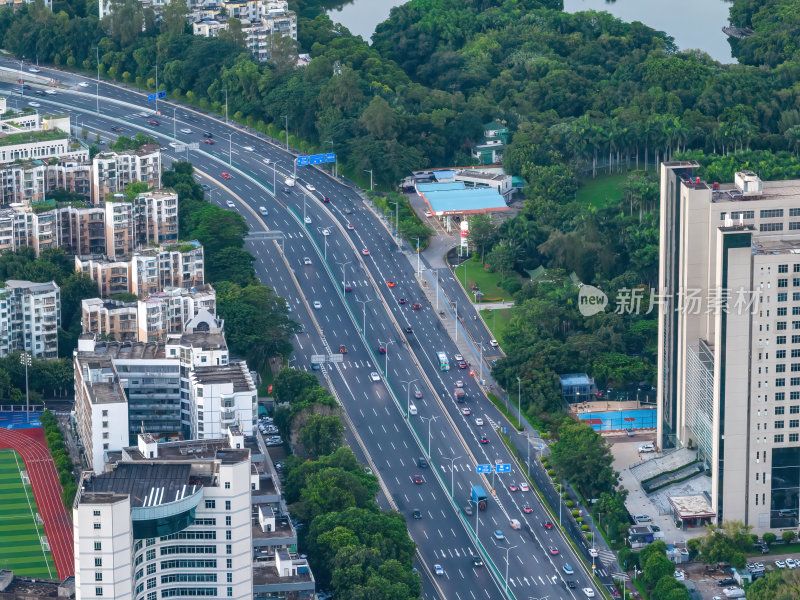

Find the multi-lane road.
xmin=0 ymin=61 xmax=613 ymax=600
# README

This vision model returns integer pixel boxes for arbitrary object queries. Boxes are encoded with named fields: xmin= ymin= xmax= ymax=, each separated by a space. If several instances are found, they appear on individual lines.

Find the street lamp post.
xmin=224 ymin=86 xmax=228 ymax=124
xmin=500 ymin=545 xmax=518 ymax=599
xmin=414 ymin=237 xmax=421 ymax=276
xmin=324 ymin=140 xmax=335 ymax=177
xmin=317 ymin=228 xmax=329 ymax=261
xmin=336 ymin=260 xmax=350 ymax=297
xmin=364 ymin=169 xmax=373 ymax=191
xmin=479 ymin=342 xmax=483 ymax=383
xmin=20 ymin=352 xmax=30 ymax=424
xmin=356 ymin=298 xmax=372 ymax=335
xmin=440 ymin=455 xmax=462 ymax=499
xmin=378 ymin=340 xmax=393 ymax=376
xmin=434 ymin=268 xmax=440 ymax=312
xmin=420 ymin=415 xmax=438 ymax=458
xmin=272 ymin=160 xmax=279 ymax=195
xmin=401 ymin=379 xmax=419 ymax=419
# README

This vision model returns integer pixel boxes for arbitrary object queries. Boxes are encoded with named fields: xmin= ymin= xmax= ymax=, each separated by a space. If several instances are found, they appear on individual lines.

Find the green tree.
xmin=550 ymin=420 xmax=618 ymax=499
xmin=486 ymin=242 xmax=516 ymax=282
xmin=160 ymin=0 xmax=188 ymax=35
xmin=298 ymin=414 xmax=344 ymax=459
xmin=466 ymin=213 xmax=497 ymax=265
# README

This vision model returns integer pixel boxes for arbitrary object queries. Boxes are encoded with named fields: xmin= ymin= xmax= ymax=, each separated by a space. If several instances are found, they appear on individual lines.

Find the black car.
xmin=203 ymin=132 xmax=213 ymax=138
xmin=566 ymin=581 xmax=576 ymax=589
xmin=110 ymin=126 xmax=122 ymax=132
xmin=472 ymin=556 xmax=483 ymax=567
xmin=717 ymin=578 xmax=736 ymax=587
xmin=405 ymin=327 xmax=413 ymax=334
xmin=417 ymin=457 xmax=429 ymax=469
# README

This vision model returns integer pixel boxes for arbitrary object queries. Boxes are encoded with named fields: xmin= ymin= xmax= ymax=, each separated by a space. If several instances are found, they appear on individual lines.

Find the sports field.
xmin=0 ymin=449 xmax=55 ymax=578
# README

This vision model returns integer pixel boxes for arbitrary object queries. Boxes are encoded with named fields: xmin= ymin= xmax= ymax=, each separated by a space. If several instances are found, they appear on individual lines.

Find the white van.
xmin=408 ymin=402 xmax=418 ymax=416
xmin=284 ymin=176 xmax=295 ymax=187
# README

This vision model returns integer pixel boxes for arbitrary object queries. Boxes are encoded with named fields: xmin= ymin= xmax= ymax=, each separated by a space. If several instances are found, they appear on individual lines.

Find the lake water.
xmin=328 ymin=0 xmax=734 ymax=62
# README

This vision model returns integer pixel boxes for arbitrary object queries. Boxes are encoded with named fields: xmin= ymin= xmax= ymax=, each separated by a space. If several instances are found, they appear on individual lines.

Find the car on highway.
xmin=474 ymin=417 xmax=484 ymax=426
xmin=490 ymin=339 xmax=499 ymax=347
xmin=313 ymin=301 xmax=322 ymax=309
xmin=589 ymin=548 xmax=599 ymax=558
xmin=566 ymin=581 xmax=576 ymax=589
xmin=147 ymin=119 xmax=160 ymax=126
xmin=417 ymin=457 xmax=428 ymax=468
xmin=414 ymin=389 xmax=423 ymax=399
xmin=201 ymin=184 xmax=211 ymax=191
xmin=454 ymin=354 xmax=464 ymax=361
xmin=398 ymin=298 xmax=407 ymax=304
xmin=549 ymin=546 xmax=559 ymax=555
xmin=110 ymin=126 xmax=123 ymax=132
xmin=520 ymin=482 xmax=529 ymax=492
xmin=458 ymin=360 xmax=467 ymax=369
xmin=243 ymin=145 xmax=254 ymax=152
xmin=405 ymin=327 xmax=413 ymax=333
xmin=412 ymin=474 xmax=424 ymax=485
xmin=322 ymin=196 xmax=331 ymax=203
xmin=203 ymin=138 xmax=214 ymax=145
xmin=370 ymin=372 xmax=380 ymax=382
xmin=424 ymin=210 xmax=432 ymax=217
xmin=583 ymin=588 xmax=595 ymax=598
xmin=259 ymin=207 xmax=268 ymax=215
xmin=543 ymin=520 xmax=553 ymax=529
xmin=461 ymin=407 xmax=471 ymax=415
xmin=221 ymin=172 xmax=231 ymax=179
xmin=28 ymin=67 xmax=41 ymax=73
xmin=412 ymin=303 xmax=421 ymax=310
xmin=28 ymin=102 xmax=40 ymax=107
xmin=78 ymin=81 xmax=90 ymax=87
xmin=226 ymin=200 xmax=235 ymax=208
xmin=479 ymin=434 xmax=489 ymax=444
xmin=44 ymin=89 xmax=56 ymax=95
xmin=303 ymin=257 xmax=312 ymax=265
xmin=362 ymin=248 xmax=370 ymax=255
xmin=35 ymin=90 xmax=45 ymax=96
xmin=510 ymin=519 xmax=521 ymax=530
xmin=304 ymin=216 xmax=312 ymax=224
xmin=346 ymin=223 xmax=354 ymax=230
xmin=472 ymin=556 xmax=483 ymax=567
xmin=322 ymin=228 xmax=330 ymax=236
xmin=344 ymin=285 xmax=353 ymax=292
xmin=563 ymin=564 xmax=574 ymax=575
xmin=433 ymin=564 xmax=443 ymax=576
xmin=306 ymin=184 xmax=315 ymax=191
xmin=262 ymin=158 xmax=271 ymax=165
xmin=508 ymin=483 xmax=518 ymax=492
xmin=338 ymin=345 xmax=347 ymax=354
xmin=493 ymin=530 xmax=504 ymax=540
xmin=180 ymin=128 xmax=192 ymax=134
xmin=377 ymin=347 xmax=386 ymax=354
xmin=463 ymin=505 xmax=473 ymax=516
xmin=203 ymin=132 xmax=213 ymax=138
xmin=522 ymin=505 xmax=532 ymax=514
xmin=456 ymin=380 xmax=464 ymax=388
xmin=387 ymin=281 xmax=395 ymax=287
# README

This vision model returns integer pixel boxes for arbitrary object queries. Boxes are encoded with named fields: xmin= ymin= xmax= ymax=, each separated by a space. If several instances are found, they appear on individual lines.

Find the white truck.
xmin=722 ymin=587 xmax=745 ymax=599
xmin=284 ymin=176 xmax=295 ymax=187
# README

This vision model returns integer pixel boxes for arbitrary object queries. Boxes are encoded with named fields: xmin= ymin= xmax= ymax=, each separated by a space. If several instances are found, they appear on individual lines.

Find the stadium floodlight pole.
xmin=20 ymin=352 xmax=31 ymax=423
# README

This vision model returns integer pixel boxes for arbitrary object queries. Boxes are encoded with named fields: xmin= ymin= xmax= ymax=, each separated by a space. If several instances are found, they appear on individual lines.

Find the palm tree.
xmin=784 ymin=125 xmax=800 ymax=156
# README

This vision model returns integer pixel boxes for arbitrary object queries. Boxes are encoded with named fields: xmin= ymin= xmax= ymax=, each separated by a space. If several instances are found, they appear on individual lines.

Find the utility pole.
xmin=420 ymin=415 xmax=438 ymax=458
xmin=20 ymin=352 xmax=31 ymax=423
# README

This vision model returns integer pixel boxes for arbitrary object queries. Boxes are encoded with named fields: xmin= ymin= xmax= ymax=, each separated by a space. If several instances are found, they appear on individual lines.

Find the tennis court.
xmin=0 ymin=448 xmax=55 ymax=578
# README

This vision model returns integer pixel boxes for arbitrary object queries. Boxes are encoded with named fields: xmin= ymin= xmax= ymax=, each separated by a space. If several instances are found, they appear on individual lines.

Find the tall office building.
xmin=658 ymin=162 xmax=800 ymax=532
xmin=73 ymin=430 xmax=254 ymax=600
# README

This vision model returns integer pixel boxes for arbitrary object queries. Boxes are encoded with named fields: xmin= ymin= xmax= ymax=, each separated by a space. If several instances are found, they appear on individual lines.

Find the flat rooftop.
xmin=252 ymin=518 xmax=295 ymax=541
xmin=123 ymin=438 xmax=248 ymax=464
xmin=79 ymin=340 xmax=167 ymax=360
xmin=174 ymin=331 xmax=226 ymax=350
xmin=668 ymin=495 xmax=715 ymax=518
xmin=191 ymin=363 xmax=252 ymax=392
xmin=753 ymin=237 xmax=800 ymax=254
xmin=82 ymin=463 xmax=196 ymax=508
xmin=457 ymin=169 xmax=509 ymax=182
xmin=253 ymin=563 xmax=313 ymax=586
xmin=416 ymin=182 xmax=508 ymax=215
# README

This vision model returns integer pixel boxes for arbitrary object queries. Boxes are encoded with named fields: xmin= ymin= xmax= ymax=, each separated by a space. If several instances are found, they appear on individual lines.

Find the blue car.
xmin=563 ymin=564 xmax=574 ymax=575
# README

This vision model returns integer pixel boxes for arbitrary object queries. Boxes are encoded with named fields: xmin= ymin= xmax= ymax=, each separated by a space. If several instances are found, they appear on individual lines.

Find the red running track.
xmin=0 ymin=427 xmax=74 ymax=578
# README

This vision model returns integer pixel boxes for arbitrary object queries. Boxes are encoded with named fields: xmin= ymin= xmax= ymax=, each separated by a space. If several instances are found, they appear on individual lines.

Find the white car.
xmin=589 ymin=547 xmax=599 ymax=558
xmin=433 ymin=564 xmax=443 ymax=576
xmin=169 ymin=142 xmax=181 ymax=149
xmin=638 ymin=443 xmax=655 ymax=453
xmin=424 ymin=210 xmax=431 ymax=217
xmin=262 ymin=158 xmax=271 ymax=165
xmin=583 ymin=589 xmax=595 ymax=598
xmin=520 ymin=482 xmax=529 ymax=492
xmin=259 ymin=206 xmax=268 ymax=215
xmin=304 ymin=216 xmax=312 ymax=224
xmin=370 ymin=372 xmax=380 ymax=382
xmin=454 ymin=354 xmax=464 ymax=361
xmin=243 ymin=145 xmax=254 ymax=152
xmin=787 ymin=558 xmax=797 ymax=569
xmin=28 ymin=102 xmax=40 ymax=107
xmin=28 ymin=67 xmax=41 ymax=73
xmin=307 ymin=184 xmax=316 ymax=191
xmin=78 ymin=81 xmax=89 ymax=87
xmin=44 ymin=89 xmax=56 ymax=95
xmin=180 ymin=128 xmax=192 ymax=134
xmin=489 ymin=339 xmax=499 ymax=347
xmin=303 ymin=257 xmax=312 ymax=265
xmin=226 ymin=200 xmax=235 ymax=208
xmin=775 ymin=560 xmax=786 ymax=568
xmin=674 ymin=570 xmax=685 ymax=581
xmin=322 ymin=228 xmax=330 ymax=236
xmin=313 ymin=301 xmax=322 ymax=309
xmin=474 ymin=417 xmax=484 ymax=426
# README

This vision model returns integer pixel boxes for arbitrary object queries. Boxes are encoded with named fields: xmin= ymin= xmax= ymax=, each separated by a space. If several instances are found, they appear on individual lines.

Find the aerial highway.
xmin=0 ymin=64 xmax=615 ymax=600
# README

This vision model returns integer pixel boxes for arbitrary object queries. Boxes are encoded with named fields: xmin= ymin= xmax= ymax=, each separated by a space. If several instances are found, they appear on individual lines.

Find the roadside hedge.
xmin=39 ymin=410 xmax=76 ymax=507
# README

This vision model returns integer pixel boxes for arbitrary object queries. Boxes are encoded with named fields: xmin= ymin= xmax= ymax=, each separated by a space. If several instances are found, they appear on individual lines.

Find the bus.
xmin=437 ymin=352 xmax=450 ymax=371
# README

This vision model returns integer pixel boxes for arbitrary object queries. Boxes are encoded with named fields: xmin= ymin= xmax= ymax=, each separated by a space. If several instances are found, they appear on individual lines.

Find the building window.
xmin=762 ymin=209 xmax=785 ymax=218
xmin=780 ymin=293 xmax=788 ymax=302
xmin=780 ymin=307 xmax=788 ymax=316
xmin=147 ymin=563 xmax=156 ymax=575
xmin=93 ymin=510 xmax=101 ymax=516
xmin=791 ymin=434 xmax=799 ymax=442
xmin=777 ymin=393 xmax=786 ymax=401
xmin=147 ymin=578 xmax=156 ymax=590
xmin=732 ymin=210 xmax=754 ymax=219
xmin=792 ymin=377 xmax=800 ymax=386
xmin=225 ymin=501 xmax=231 ymax=511
xmin=146 ymin=549 xmax=155 ymax=561
xmin=226 ymin=530 xmax=231 ymax=540
xmin=778 ymin=322 xmax=788 ymax=330
xmin=792 ymin=209 xmax=800 ymax=218
xmin=228 ymin=587 xmax=233 ymax=597
xmin=146 ymin=538 xmax=155 ymax=547
xmin=205 ymin=500 xmax=215 ymax=509
xmin=224 ymin=481 xmax=230 ymax=489
xmin=95 ymin=588 xmax=103 ymax=597
xmin=763 ymin=223 xmax=785 ymax=232
xmin=776 ymin=434 xmax=785 ymax=443
xmin=147 ymin=593 xmax=157 ymax=600
xmin=778 ymin=336 xmax=787 ymax=344
xmin=95 ymin=558 xmax=102 ymax=567
xmin=95 ymin=572 xmax=102 ymax=582
xmin=93 ymin=523 xmax=101 ymax=530
xmin=777 ymin=379 xmax=786 ymax=387
xmin=227 ymin=573 xmax=232 ymax=583
xmin=136 ymin=569 xmax=143 ymax=581
xmin=778 ymin=364 xmax=787 ymax=372
xmin=792 ymin=420 xmax=800 ymax=428
xmin=94 ymin=542 xmax=102 ymax=551
xmin=776 ymin=421 xmax=785 ymax=429
xmin=226 ymin=544 xmax=232 ymax=555
xmin=780 ymin=279 xmax=789 ymax=288
xmin=226 ymin=559 xmax=232 ymax=569
xmin=779 ymin=350 xmax=788 ymax=358
xmin=780 ymin=264 xmax=790 ymax=273
xmin=777 ymin=407 xmax=785 ymax=415
xmin=225 ymin=516 xmax=231 ymax=526
xmin=792 ymin=335 xmax=800 ymax=343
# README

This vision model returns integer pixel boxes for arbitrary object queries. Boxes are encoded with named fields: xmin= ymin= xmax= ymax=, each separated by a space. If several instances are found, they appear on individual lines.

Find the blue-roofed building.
xmin=558 ymin=373 xmax=596 ymax=403
xmin=415 ymin=181 xmax=509 ymax=236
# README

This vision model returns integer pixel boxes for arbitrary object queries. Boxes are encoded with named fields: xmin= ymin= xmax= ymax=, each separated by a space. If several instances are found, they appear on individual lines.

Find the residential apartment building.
xmin=75 ymin=255 xmax=132 ymax=297
xmin=92 ymin=148 xmax=162 ymax=204
xmin=3 ymin=279 xmax=61 ymax=358
xmin=0 ymin=207 xmax=31 ymax=253
xmin=56 ymin=204 xmax=107 ymax=256
xmin=81 ymin=285 xmax=216 ymax=343
xmin=72 ymin=430 xmax=254 ymax=599
xmin=658 ymin=163 xmax=800 ymax=533
xmin=131 ymin=241 xmax=205 ymax=298
xmin=135 ymin=190 xmax=179 ymax=247
xmin=0 ymin=159 xmax=92 ymax=206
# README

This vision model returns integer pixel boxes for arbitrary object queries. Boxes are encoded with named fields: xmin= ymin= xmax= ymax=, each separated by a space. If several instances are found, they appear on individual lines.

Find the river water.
xmin=327 ymin=0 xmax=734 ymax=63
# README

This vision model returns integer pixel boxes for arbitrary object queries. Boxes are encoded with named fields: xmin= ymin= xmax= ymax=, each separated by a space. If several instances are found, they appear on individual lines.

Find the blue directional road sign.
xmin=495 ymin=463 xmax=511 ymax=473
xmin=476 ymin=464 xmax=491 ymax=474
xmin=147 ymin=94 xmax=156 ymax=102
xmin=325 ymin=152 xmax=336 ymax=163
xmin=296 ymin=156 xmax=309 ymax=166
xmin=157 ymin=90 xmax=166 ymax=99
xmin=309 ymin=153 xmax=326 ymax=165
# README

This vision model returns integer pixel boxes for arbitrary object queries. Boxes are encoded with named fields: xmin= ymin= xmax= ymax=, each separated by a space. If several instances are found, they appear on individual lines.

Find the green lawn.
xmin=576 ymin=173 xmax=627 ymax=209
xmin=453 ymin=257 xmax=518 ymax=302
xmin=479 ymin=307 xmax=512 ymax=345
xmin=0 ymin=450 xmax=55 ymax=578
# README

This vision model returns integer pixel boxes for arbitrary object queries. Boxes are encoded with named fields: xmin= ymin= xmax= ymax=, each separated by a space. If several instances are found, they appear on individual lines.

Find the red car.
xmin=362 ymin=249 xmax=370 ymax=256
xmin=412 ymin=303 xmax=421 ymax=310
xmin=522 ymin=505 xmax=533 ymax=514
xmin=398 ymin=298 xmax=407 ymax=305
xmin=479 ymin=434 xmax=489 ymax=444
xmin=347 ymin=224 xmax=354 ymax=230
xmin=203 ymin=138 xmax=214 ymax=145
xmin=508 ymin=483 xmax=519 ymax=492
xmin=548 ymin=546 xmax=559 ymax=555
xmin=412 ymin=474 xmax=424 ymax=485
xmin=221 ymin=172 xmax=231 ymax=179
xmin=458 ymin=360 xmax=467 ymax=369
xmin=322 ymin=197 xmax=331 ymax=203
xmin=147 ymin=119 xmax=159 ymax=126
xmin=461 ymin=407 xmax=471 ymax=415
xmin=543 ymin=521 xmax=554 ymax=530
xmin=387 ymin=281 xmax=395 ymax=288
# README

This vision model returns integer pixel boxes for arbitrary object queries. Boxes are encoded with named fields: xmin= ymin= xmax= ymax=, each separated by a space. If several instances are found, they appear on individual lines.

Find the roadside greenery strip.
xmin=39 ymin=410 xmax=76 ymax=507
xmin=486 ymin=392 xmax=525 ymax=432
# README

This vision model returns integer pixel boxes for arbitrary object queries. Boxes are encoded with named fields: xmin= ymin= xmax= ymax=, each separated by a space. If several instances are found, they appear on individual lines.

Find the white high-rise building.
xmin=659 ymin=163 xmax=800 ymax=533
xmin=73 ymin=430 xmax=254 ymax=600
xmin=5 ymin=279 xmax=61 ymax=358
